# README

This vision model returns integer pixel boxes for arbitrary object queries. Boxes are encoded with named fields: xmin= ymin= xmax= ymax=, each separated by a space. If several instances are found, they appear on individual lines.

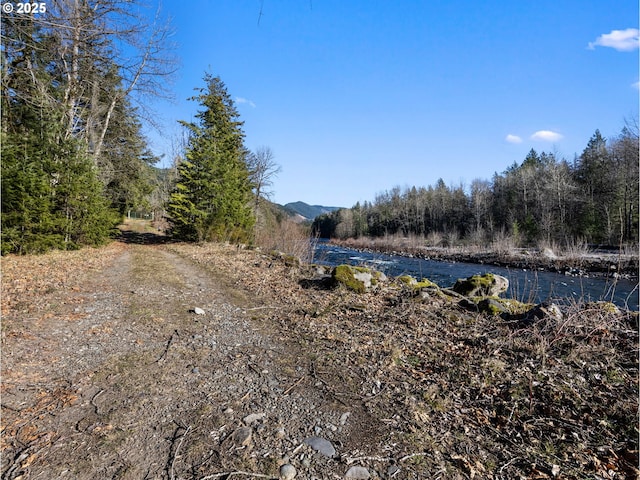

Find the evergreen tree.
xmin=574 ymin=130 xmax=612 ymax=241
xmin=100 ymin=96 xmax=160 ymax=215
xmin=168 ymin=74 xmax=255 ymax=243
xmin=1 ymin=14 xmax=119 ymax=254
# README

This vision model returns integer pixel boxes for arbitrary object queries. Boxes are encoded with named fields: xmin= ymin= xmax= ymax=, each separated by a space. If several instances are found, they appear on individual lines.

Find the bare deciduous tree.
xmin=247 ymin=146 xmax=281 ymax=211
xmin=45 ymin=0 xmax=178 ymax=161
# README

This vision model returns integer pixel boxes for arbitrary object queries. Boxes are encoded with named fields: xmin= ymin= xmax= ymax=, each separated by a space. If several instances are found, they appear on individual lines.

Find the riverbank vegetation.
xmin=313 ymin=127 xmax=639 ymax=253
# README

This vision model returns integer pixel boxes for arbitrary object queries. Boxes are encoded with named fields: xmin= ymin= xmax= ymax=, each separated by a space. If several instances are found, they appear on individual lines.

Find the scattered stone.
xmin=243 ymin=413 xmax=266 ymax=425
xmin=275 ymin=427 xmax=286 ymax=439
xmin=339 ymin=412 xmax=351 ymax=425
xmin=387 ymin=465 xmax=400 ymax=476
xmin=345 ymin=466 xmax=371 ymax=479
xmin=279 ymin=463 xmax=297 ymax=480
xmin=192 ymin=307 xmax=206 ymax=315
xmin=303 ymin=436 xmax=336 ymax=457
xmin=526 ymin=302 xmax=563 ymax=322
xmin=231 ymin=426 xmax=252 ymax=446
xmin=312 ymin=264 xmax=330 ymax=276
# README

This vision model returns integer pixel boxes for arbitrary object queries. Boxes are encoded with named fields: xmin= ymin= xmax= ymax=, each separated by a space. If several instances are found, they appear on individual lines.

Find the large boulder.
xmin=332 ymin=264 xmax=385 ymax=293
xmin=453 ymin=273 xmax=509 ymax=297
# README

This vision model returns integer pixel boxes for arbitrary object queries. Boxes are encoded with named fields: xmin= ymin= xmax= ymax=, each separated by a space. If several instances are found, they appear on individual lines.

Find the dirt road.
xmin=2 ymin=224 xmax=638 ymax=479
xmin=1 ymin=233 xmax=356 ymax=479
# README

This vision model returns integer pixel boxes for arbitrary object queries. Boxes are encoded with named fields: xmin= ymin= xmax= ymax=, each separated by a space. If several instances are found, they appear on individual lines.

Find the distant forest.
xmin=314 ymin=127 xmax=639 ymax=247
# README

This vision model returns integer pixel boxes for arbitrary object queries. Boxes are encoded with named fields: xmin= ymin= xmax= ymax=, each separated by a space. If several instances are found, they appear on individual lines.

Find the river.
xmin=313 ymin=242 xmax=639 ymax=310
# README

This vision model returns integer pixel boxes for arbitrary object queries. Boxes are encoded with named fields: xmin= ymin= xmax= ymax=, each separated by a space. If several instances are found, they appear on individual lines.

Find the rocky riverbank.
xmin=330 ymin=238 xmax=639 ymax=281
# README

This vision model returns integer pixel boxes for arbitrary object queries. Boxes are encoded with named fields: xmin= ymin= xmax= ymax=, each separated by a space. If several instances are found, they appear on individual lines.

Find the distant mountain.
xmin=282 ymin=201 xmax=342 ymax=221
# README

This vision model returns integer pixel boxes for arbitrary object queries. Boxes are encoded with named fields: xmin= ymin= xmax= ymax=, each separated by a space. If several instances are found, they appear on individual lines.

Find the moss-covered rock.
xmin=453 ymin=273 xmax=509 ymax=297
xmin=461 ymin=296 xmax=533 ymax=316
xmin=585 ymin=301 xmax=621 ymax=315
xmin=477 ymin=298 xmax=509 ymax=315
xmin=332 ymin=265 xmax=372 ymax=293
xmin=525 ymin=302 xmax=564 ymax=321
xmin=398 ymin=274 xmax=438 ymax=290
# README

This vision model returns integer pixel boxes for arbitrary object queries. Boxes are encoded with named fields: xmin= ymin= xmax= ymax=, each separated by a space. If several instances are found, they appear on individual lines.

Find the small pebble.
xmin=345 ymin=466 xmax=371 ymax=479
xmin=231 ymin=427 xmax=252 ymax=446
xmin=243 ymin=413 xmax=266 ymax=425
xmin=279 ymin=463 xmax=297 ymax=480
xmin=303 ymin=436 xmax=335 ymax=457
xmin=339 ymin=412 xmax=351 ymax=425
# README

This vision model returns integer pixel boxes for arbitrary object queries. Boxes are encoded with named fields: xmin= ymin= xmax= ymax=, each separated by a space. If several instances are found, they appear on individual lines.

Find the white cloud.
xmin=531 ymin=130 xmax=563 ymax=142
xmin=588 ymin=28 xmax=640 ymax=52
xmin=633 ymin=81 xmax=640 ymax=90
xmin=235 ymin=97 xmax=256 ymax=108
xmin=505 ymin=134 xmax=522 ymax=144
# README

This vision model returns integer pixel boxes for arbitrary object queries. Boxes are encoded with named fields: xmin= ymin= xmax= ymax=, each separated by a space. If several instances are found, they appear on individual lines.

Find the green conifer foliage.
xmin=168 ymin=75 xmax=255 ymax=243
xmin=1 ymin=15 xmax=119 ymax=254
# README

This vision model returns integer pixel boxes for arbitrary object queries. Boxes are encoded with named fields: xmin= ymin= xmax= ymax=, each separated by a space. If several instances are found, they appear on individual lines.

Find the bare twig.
xmin=499 ymin=457 xmax=521 ymax=475
xmin=399 ymin=452 xmax=428 ymax=462
xmin=156 ymin=329 xmax=179 ymax=363
xmin=170 ymin=425 xmax=191 ymax=480
xmin=90 ymin=389 xmax=104 ymax=415
xmin=283 ymin=377 xmax=304 ymax=395
xmin=200 ymin=471 xmax=277 ymax=479
xmin=345 ymin=455 xmax=392 ymax=465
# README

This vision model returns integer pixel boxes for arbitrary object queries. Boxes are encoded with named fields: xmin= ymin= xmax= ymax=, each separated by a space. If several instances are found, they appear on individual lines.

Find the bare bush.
xmin=491 ymin=229 xmax=518 ymax=256
xmin=425 ymin=231 xmax=444 ymax=247
xmin=561 ymin=237 xmax=591 ymax=266
xmin=255 ymin=218 xmax=314 ymax=263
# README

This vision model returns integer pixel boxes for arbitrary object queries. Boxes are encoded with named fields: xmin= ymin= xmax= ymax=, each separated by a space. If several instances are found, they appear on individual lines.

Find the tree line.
xmin=313 ymin=126 xmax=639 ymax=247
xmin=1 ymin=1 xmax=282 ymax=254
xmin=1 ymin=1 xmax=175 ymax=254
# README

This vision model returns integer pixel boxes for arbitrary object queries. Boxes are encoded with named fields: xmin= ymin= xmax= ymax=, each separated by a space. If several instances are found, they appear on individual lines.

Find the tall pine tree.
xmin=168 ymin=74 xmax=254 ymax=243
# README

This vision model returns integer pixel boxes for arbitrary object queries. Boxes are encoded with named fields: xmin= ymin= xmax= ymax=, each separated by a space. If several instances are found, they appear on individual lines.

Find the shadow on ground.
xmin=117 ymin=228 xmax=173 ymax=245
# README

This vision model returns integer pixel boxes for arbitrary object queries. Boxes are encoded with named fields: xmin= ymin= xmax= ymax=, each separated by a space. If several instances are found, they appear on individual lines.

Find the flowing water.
xmin=313 ymin=242 xmax=639 ymax=310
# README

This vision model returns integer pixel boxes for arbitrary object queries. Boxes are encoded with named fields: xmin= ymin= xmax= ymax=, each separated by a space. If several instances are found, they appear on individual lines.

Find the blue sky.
xmin=142 ymin=0 xmax=638 ymax=208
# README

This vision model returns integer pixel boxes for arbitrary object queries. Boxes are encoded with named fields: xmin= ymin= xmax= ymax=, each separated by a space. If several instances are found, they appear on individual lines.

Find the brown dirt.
xmin=1 ymin=220 xmax=638 ymax=479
